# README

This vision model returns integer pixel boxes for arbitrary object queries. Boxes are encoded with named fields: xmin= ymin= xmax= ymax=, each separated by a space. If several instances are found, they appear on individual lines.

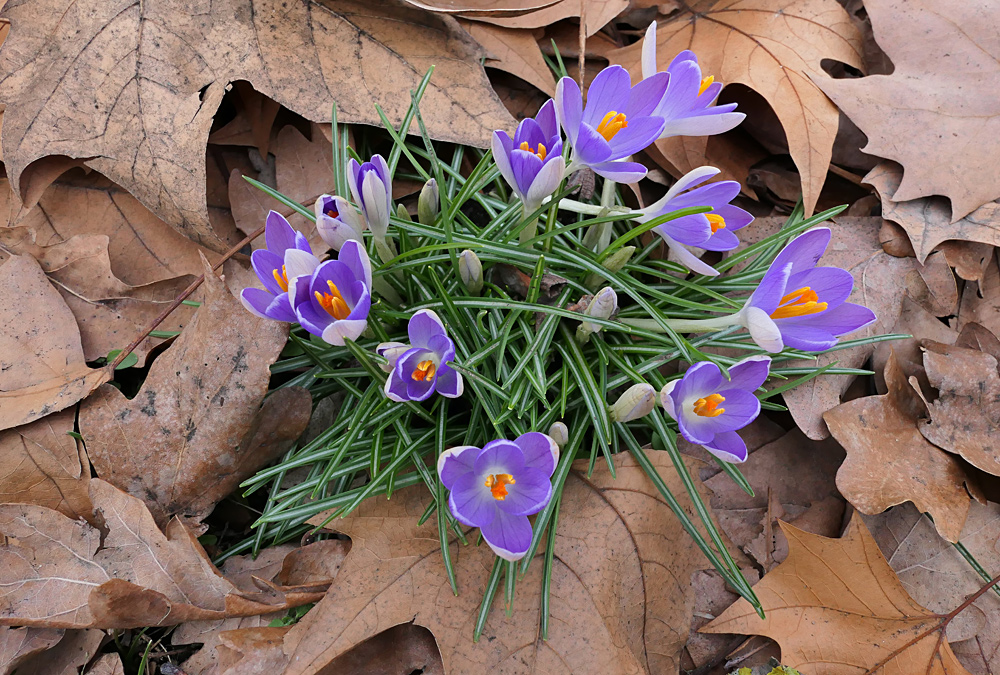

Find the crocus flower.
xmin=378 ymin=310 xmax=464 ymax=402
xmin=555 ymin=65 xmax=668 ymax=182
xmin=240 ymin=211 xmax=319 ymax=322
xmin=641 ymin=23 xmax=745 ymax=139
xmin=438 ymin=431 xmax=558 ymax=561
xmin=611 ymin=383 xmax=657 ymax=423
xmin=292 ymin=239 xmax=372 ymax=345
xmin=347 ymin=155 xmax=392 ymax=239
xmin=735 ymin=228 xmax=876 ymax=353
xmin=636 ymin=166 xmax=753 ymax=276
xmin=660 ymin=355 xmax=771 ymax=463
xmin=493 ymin=100 xmax=565 ymax=215
xmin=315 ymin=194 xmax=366 ymax=251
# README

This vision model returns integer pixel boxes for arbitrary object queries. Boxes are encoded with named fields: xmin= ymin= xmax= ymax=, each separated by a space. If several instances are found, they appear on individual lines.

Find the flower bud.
xmin=548 ymin=421 xmax=569 ymax=447
xmin=610 ymin=383 xmax=656 ymax=423
xmin=396 ymin=203 xmax=412 ymax=221
xmin=458 ymin=249 xmax=483 ymax=295
xmin=315 ymin=194 xmax=365 ymax=251
xmin=418 ymin=178 xmax=439 ymax=225
xmin=585 ymin=246 xmax=635 ymax=287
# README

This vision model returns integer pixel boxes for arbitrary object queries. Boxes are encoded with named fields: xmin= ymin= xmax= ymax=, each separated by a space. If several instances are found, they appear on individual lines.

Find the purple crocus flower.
xmin=554 ymin=65 xmax=668 ymax=182
xmin=347 ymin=155 xmax=391 ymax=239
xmin=636 ymin=166 xmax=753 ymax=276
xmin=315 ymin=193 xmax=366 ymax=251
xmin=660 ymin=355 xmax=771 ymax=463
xmin=291 ymin=239 xmax=372 ymax=346
xmin=378 ymin=310 xmax=463 ymax=402
xmin=492 ymin=99 xmax=565 ymax=215
xmin=735 ymin=228 xmax=877 ymax=353
xmin=438 ymin=431 xmax=559 ymax=561
xmin=240 ymin=211 xmax=319 ymax=322
xmin=641 ymin=23 xmax=745 ymax=139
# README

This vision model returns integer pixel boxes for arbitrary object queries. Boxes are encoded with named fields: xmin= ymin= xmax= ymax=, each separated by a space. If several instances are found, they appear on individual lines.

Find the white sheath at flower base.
xmin=610 ymin=383 xmax=657 ymax=423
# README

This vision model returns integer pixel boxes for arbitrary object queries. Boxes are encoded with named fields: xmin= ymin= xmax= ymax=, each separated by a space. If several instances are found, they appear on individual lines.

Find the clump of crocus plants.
xmin=235 ymin=28 xmax=884 ymax=639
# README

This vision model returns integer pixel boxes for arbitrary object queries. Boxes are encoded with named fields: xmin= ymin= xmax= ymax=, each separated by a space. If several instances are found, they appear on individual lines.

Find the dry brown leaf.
xmin=468 ymin=0 xmax=628 ymax=36
xmin=907 ymin=249 xmax=959 ymax=318
xmin=704 ymin=515 xmax=974 ymax=675
xmin=86 ymin=654 xmax=125 ymax=675
xmin=2 ymin=629 xmax=104 ymax=675
xmin=0 ymin=626 xmax=64 ymax=674
xmin=872 ymin=296 xmax=957 ymax=394
xmin=867 ymin=162 xmax=1000 ymax=265
xmin=818 ymin=0 xmax=1000 ymax=221
xmin=919 ymin=342 xmax=1000 ymax=478
xmin=79 ymin=254 xmax=293 ymax=525
xmin=0 ymin=0 xmax=512 ymax=248
xmin=0 ymin=254 xmax=110 ymax=432
xmin=460 ymin=20 xmax=555 ymax=95
xmin=405 ymin=0 xmax=558 ymax=14
xmin=221 ymin=451 xmax=730 ymax=675
xmin=957 ymin=255 xmax=1000 ymax=337
xmin=0 ymin=409 xmax=92 ymax=522
xmin=826 ymin=350 xmax=974 ymax=542
xmin=0 ymin=479 xmax=333 ymax=629
xmin=610 ymin=0 xmax=863 ymax=216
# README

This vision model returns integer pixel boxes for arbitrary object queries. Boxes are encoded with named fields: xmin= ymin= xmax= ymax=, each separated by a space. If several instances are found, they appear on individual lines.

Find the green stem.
xmin=621 ymin=313 xmax=742 ymax=333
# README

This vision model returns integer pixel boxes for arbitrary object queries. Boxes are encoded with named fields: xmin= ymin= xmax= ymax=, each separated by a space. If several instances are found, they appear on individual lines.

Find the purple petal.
xmin=749 ymin=262 xmax=793 ymax=314
xmin=581 ymin=66 xmax=631 ymax=127
xmin=624 ymin=72 xmax=669 ymax=118
xmin=725 ymin=355 xmax=771 ymax=392
xmin=605 ymin=116 xmax=665 ymax=158
xmin=480 ymin=509 xmax=533 ymax=561
xmin=572 ymin=123 xmax=613 ymax=165
xmin=514 ymin=432 xmax=559 ymax=477
xmin=709 ymin=203 xmax=754 ymax=231
xmin=264 ymin=211 xmax=296 ymax=254
xmin=658 ymin=214 xmax=712 ymax=248
xmin=510 ymin=148 xmax=544 ymax=195
xmin=771 ymin=228 xmax=831 ymax=279
xmin=781 ymin=302 xmax=876 ymax=338
xmin=435 ymin=365 xmax=464 ymax=398
xmin=777 ymin=324 xmax=838 ymax=352
xmin=475 ymin=440 xmax=525 ymax=477
xmin=427 ymin=333 xmax=456 ymax=363
xmin=555 ymin=77 xmax=583 ymax=145
xmin=383 ymin=368 xmax=410 ymax=402
xmin=677 ymin=361 xmax=723 ymax=401
xmin=653 ymin=60 xmax=701 ymax=119
xmin=437 ymin=445 xmax=480 ymax=491
xmin=700 ymin=227 xmax=740 ymax=252
xmin=408 ymin=309 xmax=447 ymax=348
xmin=589 ymin=159 xmax=647 ymax=183
xmin=682 ymin=388 xmax=760 ymax=438
xmin=782 ymin=266 xmax=854 ymax=311
xmin=396 ymin=348 xmax=436 ymax=402
xmin=251 ymin=249 xmax=284 ymax=296
xmin=372 ymin=154 xmax=390 ymax=188
xmin=241 ymin=287 xmax=276 ymax=320
xmin=449 ymin=471 xmax=497 ymax=528
xmin=347 ymin=158 xmax=362 ymax=204
xmin=496 ymin=466 xmax=552 ymax=516
xmin=492 ymin=131 xmax=519 ymax=198
xmin=660 ymin=111 xmax=746 ymax=138
xmin=339 ymin=237 xmax=373 ymax=291
xmin=263 ymin=293 xmax=297 ymax=322
xmin=535 ymin=98 xmax=558 ymax=139
xmin=702 ymin=430 xmax=749 ymax=463
xmin=524 ymin=155 xmax=565 ymax=209
xmin=321 ymin=318 xmax=368 ymax=346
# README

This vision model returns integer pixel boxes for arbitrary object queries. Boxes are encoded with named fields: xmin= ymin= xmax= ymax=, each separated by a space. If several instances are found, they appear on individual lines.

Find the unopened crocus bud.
xmin=548 ymin=421 xmax=569 ymax=447
xmin=347 ymin=155 xmax=392 ymax=240
xmin=610 ymin=383 xmax=656 ymax=423
xmin=458 ymin=249 xmax=483 ymax=295
xmin=585 ymin=246 xmax=636 ymax=288
xmin=577 ymin=286 xmax=618 ymax=342
xmin=315 ymin=194 xmax=366 ymax=251
xmin=396 ymin=203 xmax=412 ymax=221
xmin=418 ymin=178 xmax=439 ymax=225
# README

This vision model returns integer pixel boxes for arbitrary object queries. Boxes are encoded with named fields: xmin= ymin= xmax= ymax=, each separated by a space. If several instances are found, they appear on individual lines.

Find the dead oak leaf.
xmin=0 ymin=629 xmax=104 ymax=675
xmin=79 ymin=255 xmax=295 ymax=526
xmin=704 ymin=515 xmax=974 ymax=675
xmin=826 ymin=350 xmax=974 ymax=543
xmin=609 ymin=0 xmax=863 ymax=216
xmin=0 ymin=254 xmax=110 ymax=432
xmin=818 ymin=0 xmax=1000 ymax=221
xmin=459 ymin=20 xmax=555 ymax=96
xmin=464 ymin=0 xmax=629 ymax=36
xmin=0 ymin=0 xmax=513 ymax=248
xmin=0 ymin=626 xmax=64 ymax=674
xmin=271 ymin=452 xmax=724 ymax=675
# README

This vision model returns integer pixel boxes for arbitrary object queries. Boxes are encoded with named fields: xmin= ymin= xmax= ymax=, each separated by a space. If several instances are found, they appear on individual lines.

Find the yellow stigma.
xmin=770 ymin=287 xmax=829 ymax=320
xmin=698 ymin=75 xmax=715 ymax=96
xmin=519 ymin=140 xmax=547 ymax=161
xmin=314 ymin=281 xmax=351 ymax=320
xmin=596 ymin=111 xmax=628 ymax=142
xmin=412 ymin=359 xmax=437 ymax=382
xmin=707 ymin=213 xmax=726 ymax=234
xmin=484 ymin=473 xmax=516 ymax=500
xmin=272 ymin=265 xmax=289 ymax=293
xmin=693 ymin=393 xmax=725 ymax=418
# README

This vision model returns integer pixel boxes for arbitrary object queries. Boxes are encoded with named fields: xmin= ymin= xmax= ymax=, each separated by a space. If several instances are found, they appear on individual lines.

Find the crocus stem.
xmin=374 ymin=236 xmax=398 ymax=265
xmin=519 ymin=216 xmax=539 ymax=244
xmin=621 ymin=313 xmax=742 ymax=333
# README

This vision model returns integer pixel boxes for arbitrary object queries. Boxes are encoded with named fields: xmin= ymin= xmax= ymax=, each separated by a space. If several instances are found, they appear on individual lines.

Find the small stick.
xmin=109 ymin=224 xmax=266 ymax=369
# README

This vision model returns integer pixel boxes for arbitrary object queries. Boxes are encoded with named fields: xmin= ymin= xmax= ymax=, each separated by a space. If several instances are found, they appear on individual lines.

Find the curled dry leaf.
xmin=0 ymin=626 xmax=64 ymax=674
xmin=459 ymin=20 xmax=555 ymax=96
xmin=0 ymin=0 xmax=512 ymax=248
xmin=872 ymin=296 xmax=957 ymax=394
xmin=609 ymin=0 xmax=863 ymax=216
xmin=825 ymin=350 xmax=974 ymax=542
xmin=0 ymin=254 xmax=110 ymax=432
xmin=0 ymin=479 xmax=334 ymax=629
xmin=79 ymin=255 xmax=294 ymax=526
xmin=467 ymin=0 xmax=629 ymax=36
xmin=819 ymin=0 xmax=1000 ymax=221
xmin=704 ymin=515 xmax=974 ymax=675
xmin=86 ymin=654 xmax=125 ymax=675
xmin=867 ymin=161 xmax=1000 ymax=265
xmin=0 ymin=629 xmax=104 ymax=675
xmin=957 ymin=256 xmax=1000 ymax=337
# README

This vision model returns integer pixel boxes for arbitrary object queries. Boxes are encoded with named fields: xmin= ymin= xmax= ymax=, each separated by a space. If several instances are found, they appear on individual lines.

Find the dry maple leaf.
xmin=704 ymin=515 xmax=975 ymax=675
xmin=609 ymin=0 xmax=863 ymax=216
xmin=825 ymin=350 xmax=974 ymax=543
xmin=79 ymin=257 xmax=298 ymax=526
xmin=0 ymin=0 xmax=512 ymax=248
xmin=0 ymin=254 xmax=110 ymax=432
xmin=819 ymin=0 xmax=1000 ymax=221
xmin=218 ymin=451 xmax=728 ymax=675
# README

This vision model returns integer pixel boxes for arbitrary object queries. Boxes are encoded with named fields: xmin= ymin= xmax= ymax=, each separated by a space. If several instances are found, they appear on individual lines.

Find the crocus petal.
xmin=782 ymin=302 xmax=877 ymax=338
xmin=699 ymin=388 xmax=761 ymax=434
xmin=251 ymin=249 xmax=285 ymax=296
xmin=535 ymin=98 xmax=559 ymax=139
xmin=782 ymin=266 xmax=855 ymax=311
xmin=581 ymin=65 xmax=631 ymax=127
xmin=316 ymin=214 xmax=363 ymax=251
xmin=408 ymin=309 xmax=447 ymax=348
xmin=361 ymin=170 xmax=390 ymax=236
xmin=702 ymin=430 xmax=749 ymax=463
xmin=372 ymin=155 xmax=391 ymax=192
xmin=347 ymin=158 xmax=362 ymax=202
xmin=749 ymin=262 xmax=793 ymax=314
xmin=641 ymin=22 xmax=658 ymax=79
xmin=241 ymin=287 xmax=277 ymax=320
xmin=771 ymin=228 xmax=831 ymax=278
xmin=449 ymin=471 xmax=497 ymax=528
xmin=434 ymin=365 xmax=464 ymax=398
xmin=480 ymin=509 xmax=533 ymax=561
xmin=321 ymin=319 xmax=368 ymax=346
xmin=742 ymin=306 xmax=784 ymax=353
xmin=492 ymin=131 xmax=519 ymax=198
xmin=660 ymin=166 xmax=721 ymax=205
xmin=589 ymin=159 xmax=648 ymax=183
xmin=523 ymin=155 xmax=565 ymax=210
xmin=625 ymin=72 xmax=670 ymax=118
xmin=383 ymin=370 xmax=408 ymax=402
xmin=338 ymin=240 xmax=373 ymax=291
xmin=700 ymin=227 xmax=740 ymax=252
xmin=510 ymin=148 xmax=544 ymax=195
xmin=514 ymin=432 xmax=559 ymax=477
xmin=725 ymin=355 xmax=772 ymax=392
xmin=475 ymin=440 xmax=525 ymax=477
xmin=677 ymin=361 xmax=723 ymax=401
xmin=606 ymin=116 xmax=665 ymax=157
xmin=264 ymin=293 xmax=297 ymax=322
xmin=778 ymin=325 xmax=839 ymax=352
xmin=659 ymin=379 xmax=679 ymax=418
xmin=659 ymin=112 xmax=746 ymax=139
xmin=495 ymin=466 xmax=553 ymax=516
xmin=572 ymin=123 xmax=614 ymax=165
xmin=437 ymin=445 xmax=480 ymax=491
xmin=283 ymin=248 xmax=320 ymax=289
xmin=376 ymin=341 xmax=409 ymax=371
xmin=657 ymin=230 xmax=720 ymax=276
xmin=264 ymin=211 xmax=296 ymax=253
xmin=555 ymin=77 xmax=583 ymax=145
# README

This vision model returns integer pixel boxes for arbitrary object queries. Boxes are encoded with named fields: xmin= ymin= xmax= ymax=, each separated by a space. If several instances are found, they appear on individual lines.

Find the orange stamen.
xmin=272 ymin=265 xmax=289 ymax=292
xmin=412 ymin=359 xmax=437 ymax=382
xmin=707 ymin=213 xmax=726 ymax=234
xmin=596 ymin=111 xmax=628 ymax=142
xmin=693 ymin=393 xmax=725 ymax=418
xmin=325 ymin=207 xmax=339 ymax=218
xmin=519 ymin=140 xmax=547 ymax=161
xmin=770 ymin=286 xmax=829 ymax=320
xmin=484 ymin=473 xmax=516 ymax=500
xmin=699 ymin=75 xmax=715 ymax=96
xmin=314 ymin=281 xmax=351 ymax=320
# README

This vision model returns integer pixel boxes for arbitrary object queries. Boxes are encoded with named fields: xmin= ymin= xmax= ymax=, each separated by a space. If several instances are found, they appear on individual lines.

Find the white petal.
xmin=742 ymin=306 xmax=784 ymax=353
